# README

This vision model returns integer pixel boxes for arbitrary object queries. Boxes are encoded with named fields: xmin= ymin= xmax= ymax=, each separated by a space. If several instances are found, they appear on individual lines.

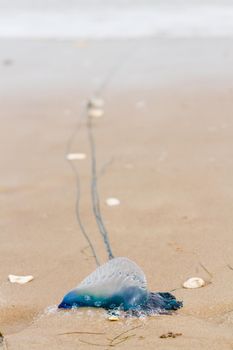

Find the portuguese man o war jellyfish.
xmin=60 ymin=102 xmax=183 ymax=316
xmin=58 ymin=257 xmax=183 ymax=315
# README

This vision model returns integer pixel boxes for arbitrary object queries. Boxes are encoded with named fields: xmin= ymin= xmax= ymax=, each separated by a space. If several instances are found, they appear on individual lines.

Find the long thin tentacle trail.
xmin=85 ymin=42 xmax=136 ymax=260
xmin=83 ymin=43 xmax=135 ymax=259
xmin=66 ymin=109 xmax=100 ymax=266
xmin=66 ymin=42 xmax=135 ymax=264
xmin=86 ymin=112 xmax=114 ymax=260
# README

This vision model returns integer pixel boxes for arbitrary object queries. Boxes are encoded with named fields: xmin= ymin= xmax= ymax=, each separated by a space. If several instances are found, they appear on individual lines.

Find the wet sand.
xmin=0 ymin=38 xmax=233 ymax=349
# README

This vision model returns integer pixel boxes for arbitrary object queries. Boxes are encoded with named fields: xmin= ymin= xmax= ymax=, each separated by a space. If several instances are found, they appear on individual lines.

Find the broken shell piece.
xmin=66 ymin=153 xmax=86 ymax=160
xmin=89 ymin=97 xmax=104 ymax=109
xmin=183 ymin=277 xmax=205 ymax=289
xmin=108 ymin=315 xmax=119 ymax=321
xmin=106 ymin=198 xmax=120 ymax=206
xmin=88 ymin=107 xmax=104 ymax=118
xmin=8 ymin=275 xmax=34 ymax=284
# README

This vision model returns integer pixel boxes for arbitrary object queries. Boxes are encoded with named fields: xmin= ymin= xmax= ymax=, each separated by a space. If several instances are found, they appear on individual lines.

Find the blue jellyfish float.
xmin=58 ymin=257 xmax=182 ymax=314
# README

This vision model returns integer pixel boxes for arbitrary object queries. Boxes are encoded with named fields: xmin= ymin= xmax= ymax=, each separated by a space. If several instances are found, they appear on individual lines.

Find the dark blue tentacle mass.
xmin=145 ymin=292 xmax=183 ymax=312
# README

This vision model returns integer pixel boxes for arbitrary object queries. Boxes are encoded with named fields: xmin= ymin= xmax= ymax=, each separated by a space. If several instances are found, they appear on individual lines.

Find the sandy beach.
xmin=1 ymin=38 xmax=233 ymax=349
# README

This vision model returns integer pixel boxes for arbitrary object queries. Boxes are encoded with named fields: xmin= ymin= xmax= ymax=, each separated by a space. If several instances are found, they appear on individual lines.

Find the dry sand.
xmin=0 ymin=38 xmax=233 ymax=349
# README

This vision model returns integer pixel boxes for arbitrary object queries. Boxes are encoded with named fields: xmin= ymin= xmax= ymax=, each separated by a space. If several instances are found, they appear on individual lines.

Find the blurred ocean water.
xmin=0 ymin=0 xmax=233 ymax=39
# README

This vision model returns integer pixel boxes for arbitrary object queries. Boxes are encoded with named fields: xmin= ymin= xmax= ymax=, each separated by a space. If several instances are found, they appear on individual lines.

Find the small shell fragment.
xmin=8 ymin=275 xmax=34 ymax=284
xmin=106 ymin=198 xmax=120 ymax=206
xmin=183 ymin=277 xmax=205 ymax=289
xmin=89 ymin=97 xmax=104 ymax=109
xmin=88 ymin=107 xmax=104 ymax=118
xmin=108 ymin=315 xmax=119 ymax=321
xmin=66 ymin=153 xmax=86 ymax=160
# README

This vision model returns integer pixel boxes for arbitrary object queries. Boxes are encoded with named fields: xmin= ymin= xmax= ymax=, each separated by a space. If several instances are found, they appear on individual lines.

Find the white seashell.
xmin=89 ymin=97 xmax=105 ymax=109
xmin=183 ymin=277 xmax=205 ymax=289
xmin=66 ymin=153 xmax=86 ymax=160
xmin=108 ymin=315 xmax=119 ymax=321
xmin=8 ymin=275 xmax=34 ymax=284
xmin=88 ymin=107 xmax=104 ymax=118
xmin=106 ymin=198 xmax=120 ymax=206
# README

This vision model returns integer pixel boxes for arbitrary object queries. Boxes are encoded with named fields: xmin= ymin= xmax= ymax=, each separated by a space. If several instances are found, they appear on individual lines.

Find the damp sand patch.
xmin=0 ymin=305 xmax=39 ymax=335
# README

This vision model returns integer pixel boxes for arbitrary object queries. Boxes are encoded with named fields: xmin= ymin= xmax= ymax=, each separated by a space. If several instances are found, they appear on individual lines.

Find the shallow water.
xmin=1 ymin=0 xmax=233 ymax=39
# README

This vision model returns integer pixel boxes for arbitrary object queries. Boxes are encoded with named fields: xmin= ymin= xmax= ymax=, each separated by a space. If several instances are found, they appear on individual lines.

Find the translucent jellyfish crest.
xmin=77 ymin=257 xmax=147 ymax=295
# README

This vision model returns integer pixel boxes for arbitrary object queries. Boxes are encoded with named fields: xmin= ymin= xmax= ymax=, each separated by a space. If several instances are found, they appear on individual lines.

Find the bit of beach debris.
xmin=106 ymin=325 xmax=141 ymax=347
xmin=88 ymin=107 xmax=104 ymax=118
xmin=8 ymin=274 xmax=34 ymax=284
xmin=106 ymin=198 xmax=120 ymax=206
xmin=60 ymin=325 xmax=141 ymax=348
xmin=138 ymin=336 xmax=145 ymax=340
xmin=0 ymin=331 xmax=8 ymax=350
xmin=0 ymin=332 xmax=3 ymax=345
xmin=59 ymin=331 xmax=105 ymax=336
xmin=160 ymin=332 xmax=182 ymax=339
xmin=66 ymin=152 xmax=87 ymax=161
xmin=108 ymin=315 xmax=119 ymax=321
xmin=87 ymin=97 xmax=104 ymax=118
xmin=183 ymin=277 xmax=205 ymax=289
xmin=227 ymin=264 xmax=233 ymax=271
